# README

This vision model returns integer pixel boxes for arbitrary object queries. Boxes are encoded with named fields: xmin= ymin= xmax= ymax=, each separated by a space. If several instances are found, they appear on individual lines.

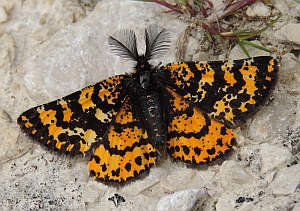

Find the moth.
xmin=18 ymin=25 xmax=279 ymax=185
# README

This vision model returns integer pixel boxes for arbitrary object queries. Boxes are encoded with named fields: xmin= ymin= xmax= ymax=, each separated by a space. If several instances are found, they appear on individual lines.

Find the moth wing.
xmin=160 ymin=56 xmax=279 ymax=126
xmin=17 ymin=75 xmax=129 ymax=156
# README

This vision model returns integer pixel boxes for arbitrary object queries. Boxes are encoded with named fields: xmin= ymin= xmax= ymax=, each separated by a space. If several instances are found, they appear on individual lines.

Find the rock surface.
xmin=0 ymin=0 xmax=300 ymax=210
xmin=156 ymin=189 xmax=206 ymax=211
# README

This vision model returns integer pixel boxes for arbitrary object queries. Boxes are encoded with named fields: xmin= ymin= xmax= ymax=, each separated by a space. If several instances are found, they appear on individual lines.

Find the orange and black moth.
xmin=18 ymin=25 xmax=279 ymax=185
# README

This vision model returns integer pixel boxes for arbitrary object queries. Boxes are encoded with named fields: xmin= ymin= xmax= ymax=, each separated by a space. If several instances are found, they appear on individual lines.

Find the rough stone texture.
xmin=292 ymin=203 xmax=300 ymax=211
xmin=269 ymin=165 xmax=300 ymax=196
xmin=0 ymin=0 xmax=300 ymax=210
xmin=259 ymin=143 xmax=292 ymax=173
xmin=275 ymin=23 xmax=300 ymax=45
xmin=216 ymin=191 xmax=237 ymax=211
xmin=0 ymin=2 xmax=14 ymax=13
xmin=219 ymin=161 xmax=252 ymax=189
xmin=0 ymin=6 xmax=7 ymax=23
xmin=0 ymin=33 xmax=16 ymax=82
xmin=251 ymin=2 xmax=271 ymax=17
xmin=156 ymin=189 xmax=206 ymax=211
xmin=273 ymin=0 xmax=290 ymax=14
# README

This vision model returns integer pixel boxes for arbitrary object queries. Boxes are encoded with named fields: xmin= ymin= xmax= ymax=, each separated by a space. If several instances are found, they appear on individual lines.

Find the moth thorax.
xmin=139 ymin=70 xmax=152 ymax=90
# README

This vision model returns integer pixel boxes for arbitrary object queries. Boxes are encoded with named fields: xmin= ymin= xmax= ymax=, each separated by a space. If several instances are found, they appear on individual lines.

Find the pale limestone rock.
xmin=259 ymin=143 xmax=292 ymax=173
xmin=246 ymin=7 xmax=256 ymax=17
xmin=0 ymin=109 xmax=12 ymax=123
xmin=160 ymin=168 xmax=197 ymax=192
xmin=292 ymin=203 xmax=300 ymax=211
xmin=256 ymin=196 xmax=295 ymax=210
xmin=192 ymin=51 xmax=210 ymax=61
xmin=237 ymin=203 xmax=255 ymax=211
xmin=156 ymin=189 xmax=206 ymax=211
xmin=273 ymin=0 xmax=290 ymax=14
xmin=275 ymin=23 xmax=300 ymax=45
xmin=216 ymin=192 xmax=237 ymax=211
xmin=249 ymin=156 xmax=261 ymax=174
xmin=0 ymin=126 xmax=31 ymax=163
xmin=252 ymin=2 xmax=271 ymax=17
xmin=0 ymin=6 xmax=7 ymax=23
xmin=185 ymin=36 xmax=199 ymax=60
xmin=81 ymin=183 xmax=102 ymax=203
xmin=209 ymin=0 xmax=222 ymax=8
xmin=0 ymin=33 xmax=16 ymax=71
xmin=293 ymin=103 xmax=300 ymax=129
xmin=269 ymin=165 xmax=300 ymax=196
xmin=31 ymin=25 xmax=55 ymax=41
xmin=219 ymin=161 xmax=252 ymax=190
xmin=278 ymin=53 xmax=300 ymax=84
xmin=1 ymin=1 xmax=13 ymax=13
xmin=121 ymin=177 xmax=160 ymax=196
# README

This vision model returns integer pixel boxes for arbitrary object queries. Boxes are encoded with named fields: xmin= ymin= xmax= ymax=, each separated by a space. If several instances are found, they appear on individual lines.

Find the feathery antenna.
xmin=108 ymin=29 xmax=139 ymax=62
xmin=144 ymin=25 xmax=171 ymax=61
xmin=108 ymin=25 xmax=171 ymax=65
